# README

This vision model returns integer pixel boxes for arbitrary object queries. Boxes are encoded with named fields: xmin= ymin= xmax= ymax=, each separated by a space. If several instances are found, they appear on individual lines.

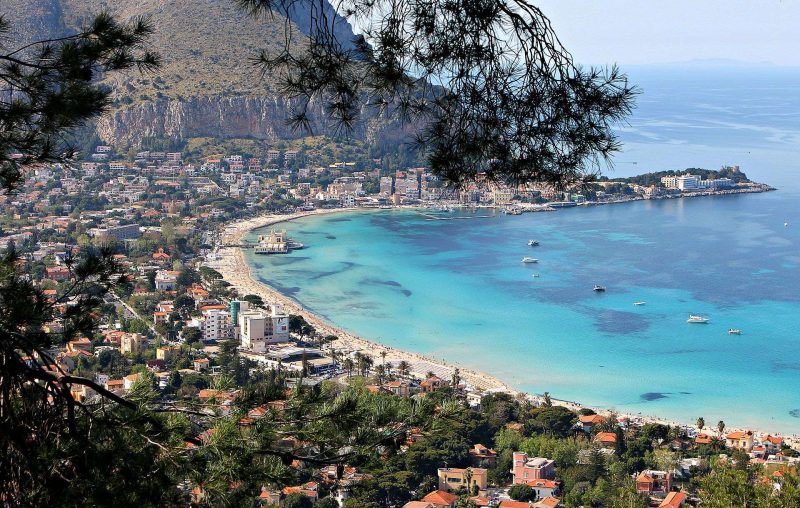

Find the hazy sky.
xmin=535 ymin=1 xmax=800 ymax=66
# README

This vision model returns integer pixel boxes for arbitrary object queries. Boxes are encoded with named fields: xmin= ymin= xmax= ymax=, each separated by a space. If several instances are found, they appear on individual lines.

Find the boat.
xmin=633 ymin=301 xmax=646 ymax=306
xmin=532 ymin=273 xmax=540 ymax=278
xmin=527 ymin=239 xmax=539 ymax=246
xmin=687 ymin=315 xmax=710 ymax=324
xmin=593 ymin=285 xmax=606 ymax=292
xmin=728 ymin=328 xmax=742 ymax=335
xmin=521 ymin=257 xmax=538 ymax=263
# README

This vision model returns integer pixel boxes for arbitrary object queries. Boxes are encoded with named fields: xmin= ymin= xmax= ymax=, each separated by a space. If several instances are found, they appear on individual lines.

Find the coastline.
xmin=207 ymin=207 xmax=795 ymax=441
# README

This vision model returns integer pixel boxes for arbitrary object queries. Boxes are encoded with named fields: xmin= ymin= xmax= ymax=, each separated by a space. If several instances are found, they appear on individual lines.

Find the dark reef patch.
xmin=326 ymin=235 xmax=336 ymax=239
xmin=593 ymin=310 xmax=650 ymax=334
xmin=641 ymin=392 xmax=670 ymax=401
xmin=401 ymin=289 xmax=412 ymax=297
xmin=790 ymin=409 xmax=800 ymax=418
xmin=326 ymin=217 xmax=352 ymax=223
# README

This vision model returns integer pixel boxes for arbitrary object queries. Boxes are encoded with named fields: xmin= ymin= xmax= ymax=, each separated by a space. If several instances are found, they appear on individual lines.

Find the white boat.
xmin=521 ymin=257 xmax=538 ymax=263
xmin=687 ymin=315 xmax=710 ymax=324
xmin=633 ymin=301 xmax=646 ymax=306
xmin=532 ymin=273 xmax=540 ymax=278
xmin=728 ymin=328 xmax=742 ymax=335
xmin=593 ymin=285 xmax=606 ymax=292
xmin=528 ymin=239 xmax=539 ymax=246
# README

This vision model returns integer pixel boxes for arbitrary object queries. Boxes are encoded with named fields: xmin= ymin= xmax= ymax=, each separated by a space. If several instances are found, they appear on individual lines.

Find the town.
xmin=1 ymin=141 xmax=796 ymax=507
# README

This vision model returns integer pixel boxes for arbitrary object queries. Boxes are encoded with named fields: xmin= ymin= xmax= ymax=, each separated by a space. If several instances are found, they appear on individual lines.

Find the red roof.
xmin=579 ymin=414 xmax=606 ymax=425
xmin=595 ymin=432 xmax=617 ymax=444
xmin=421 ymin=490 xmax=458 ymax=505
xmin=659 ymin=491 xmax=687 ymax=508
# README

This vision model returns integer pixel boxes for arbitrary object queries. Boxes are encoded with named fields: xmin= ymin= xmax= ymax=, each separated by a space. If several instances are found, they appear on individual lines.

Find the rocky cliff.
xmin=7 ymin=0 xmax=397 ymax=149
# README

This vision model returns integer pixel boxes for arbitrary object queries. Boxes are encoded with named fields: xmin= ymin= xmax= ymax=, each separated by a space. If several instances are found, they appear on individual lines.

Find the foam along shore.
xmin=207 ymin=209 xmax=795 ymax=442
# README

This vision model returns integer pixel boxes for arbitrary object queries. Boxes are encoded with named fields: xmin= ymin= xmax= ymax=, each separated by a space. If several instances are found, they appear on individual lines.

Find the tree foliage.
xmin=0 ymin=12 xmax=159 ymax=191
xmin=236 ymin=0 xmax=636 ymax=187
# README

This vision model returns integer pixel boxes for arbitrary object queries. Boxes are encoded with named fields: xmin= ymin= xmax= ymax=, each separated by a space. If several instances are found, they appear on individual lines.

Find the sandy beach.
xmin=206 ymin=209 xmax=795 ymax=442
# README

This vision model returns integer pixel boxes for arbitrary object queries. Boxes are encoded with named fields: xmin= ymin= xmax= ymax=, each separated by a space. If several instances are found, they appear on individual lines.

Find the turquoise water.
xmin=244 ymin=66 xmax=800 ymax=433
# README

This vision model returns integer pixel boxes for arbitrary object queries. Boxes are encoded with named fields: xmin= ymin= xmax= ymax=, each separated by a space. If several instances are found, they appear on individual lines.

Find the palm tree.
xmin=380 ymin=350 xmax=387 ymax=367
xmin=464 ymin=468 xmax=473 ymax=493
xmin=717 ymin=420 xmax=726 ymax=436
xmin=357 ymin=354 xmax=374 ymax=376
xmin=375 ymin=364 xmax=386 ymax=383
xmin=397 ymin=360 xmax=410 ymax=380
xmin=543 ymin=392 xmax=552 ymax=407
xmin=342 ymin=358 xmax=355 ymax=378
xmin=328 ymin=347 xmax=339 ymax=368
xmin=696 ymin=417 xmax=705 ymax=431
xmin=451 ymin=367 xmax=461 ymax=387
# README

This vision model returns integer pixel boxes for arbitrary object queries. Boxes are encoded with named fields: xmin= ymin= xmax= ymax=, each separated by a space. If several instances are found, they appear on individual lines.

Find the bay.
xmin=244 ymin=65 xmax=800 ymax=433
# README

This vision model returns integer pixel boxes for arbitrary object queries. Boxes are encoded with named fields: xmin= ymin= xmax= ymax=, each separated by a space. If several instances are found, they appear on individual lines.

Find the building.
xmin=202 ymin=308 xmax=233 ymax=341
xmin=659 ymin=491 xmax=687 ymax=508
xmin=154 ymin=270 xmax=179 ymax=291
xmin=726 ymin=431 xmax=754 ymax=452
xmin=525 ymin=479 xmax=560 ymax=500
xmin=120 ymin=333 xmax=145 ymax=354
xmin=437 ymin=467 xmax=487 ymax=494
xmin=635 ymin=470 xmax=672 ymax=497
xmin=238 ymin=305 xmax=290 ymax=352
xmin=421 ymin=490 xmax=458 ymax=508
xmin=512 ymin=452 xmax=556 ymax=484
xmin=469 ymin=444 xmax=498 ymax=467
xmin=89 ymin=223 xmax=142 ymax=241
xmin=676 ymin=174 xmax=700 ymax=191
xmin=578 ymin=413 xmax=606 ymax=432
xmin=595 ymin=432 xmax=618 ymax=446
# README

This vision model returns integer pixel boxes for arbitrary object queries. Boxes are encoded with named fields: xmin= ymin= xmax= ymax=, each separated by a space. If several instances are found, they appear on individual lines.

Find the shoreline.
xmin=207 ymin=206 xmax=796 ymax=441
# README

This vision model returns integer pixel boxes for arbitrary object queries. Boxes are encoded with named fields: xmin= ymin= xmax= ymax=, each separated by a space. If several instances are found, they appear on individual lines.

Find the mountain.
xmin=5 ymin=0 xmax=401 ymax=152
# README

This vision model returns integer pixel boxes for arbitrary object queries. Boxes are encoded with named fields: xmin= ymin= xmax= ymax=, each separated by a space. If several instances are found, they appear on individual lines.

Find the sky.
xmin=534 ymin=1 xmax=800 ymax=67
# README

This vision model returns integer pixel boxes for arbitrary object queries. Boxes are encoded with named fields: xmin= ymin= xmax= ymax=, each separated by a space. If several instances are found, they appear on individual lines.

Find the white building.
xmin=202 ymin=308 xmax=233 ymax=341
xmin=238 ymin=305 xmax=290 ymax=352
xmin=154 ymin=270 xmax=178 ymax=291
xmin=677 ymin=174 xmax=700 ymax=190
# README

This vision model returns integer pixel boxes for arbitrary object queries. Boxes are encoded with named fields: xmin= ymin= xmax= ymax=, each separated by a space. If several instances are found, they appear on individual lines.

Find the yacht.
xmin=687 ymin=315 xmax=710 ymax=324
xmin=532 ymin=273 xmax=540 ymax=278
xmin=521 ymin=257 xmax=538 ymax=263
xmin=633 ymin=301 xmax=646 ymax=306
xmin=728 ymin=328 xmax=742 ymax=335
xmin=593 ymin=285 xmax=606 ymax=292
xmin=528 ymin=239 xmax=539 ymax=246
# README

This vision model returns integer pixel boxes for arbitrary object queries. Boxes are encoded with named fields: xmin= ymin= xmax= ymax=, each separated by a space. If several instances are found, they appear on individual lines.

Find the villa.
xmin=437 ymin=467 xmax=487 ymax=493
xmin=726 ymin=431 xmax=754 ymax=452
xmin=512 ymin=452 xmax=556 ymax=483
xmin=635 ymin=470 xmax=672 ymax=497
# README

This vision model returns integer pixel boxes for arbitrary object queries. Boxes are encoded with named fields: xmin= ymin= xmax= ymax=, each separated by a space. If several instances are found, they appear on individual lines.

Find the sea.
xmin=244 ymin=65 xmax=800 ymax=434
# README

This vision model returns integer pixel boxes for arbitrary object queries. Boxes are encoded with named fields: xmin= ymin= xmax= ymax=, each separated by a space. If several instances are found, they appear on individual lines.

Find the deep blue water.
xmin=245 ymin=66 xmax=800 ymax=433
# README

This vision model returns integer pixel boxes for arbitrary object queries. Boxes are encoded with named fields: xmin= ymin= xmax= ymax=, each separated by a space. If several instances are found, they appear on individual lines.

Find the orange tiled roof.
xmin=579 ymin=414 xmax=606 ymax=425
xmin=422 ymin=490 xmax=458 ymax=505
xmin=726 ymin=431 xmax=752 ymax=440
xmin=659 ymin=491 xmax=687 ymax=508
xmin=595 ymin=432 xmax=617 ymax=444
xmin=538 ymin=497 xmax=561 ymax=508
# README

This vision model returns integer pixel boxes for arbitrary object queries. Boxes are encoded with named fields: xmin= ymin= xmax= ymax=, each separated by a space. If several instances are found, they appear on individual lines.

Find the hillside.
xmin=5 ymin=0 xmax=402 ymax=151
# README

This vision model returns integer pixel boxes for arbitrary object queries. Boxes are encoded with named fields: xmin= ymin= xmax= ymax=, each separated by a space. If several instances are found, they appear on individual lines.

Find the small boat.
xmin=521 ymin=257 xmax=538 ymax=263
xmin=593 ymin=285 xmax=606 ymax=292
xmin=728 ymin=328 xmax=742 ymax=335
xmin=532 ymin=273 xmax=540 ymax=278
xmin=633 ymin=301 xmax=646 ymax=306
xmin=687 ymin=315 xmax=709 ymax=324
xmin=528 ymin=239 xmax=539 ymax=246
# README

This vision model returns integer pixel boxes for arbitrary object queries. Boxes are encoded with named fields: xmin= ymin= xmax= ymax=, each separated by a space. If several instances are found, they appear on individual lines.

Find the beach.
xmin=203 ymin=208 xmax=772 ymax=440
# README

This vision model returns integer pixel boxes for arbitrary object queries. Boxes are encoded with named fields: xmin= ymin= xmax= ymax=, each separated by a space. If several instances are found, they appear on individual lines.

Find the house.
xmin=384 ymin=380 xmax=410 ymax=397
xmin=762 ymin=435 xmax=783 ymax=454
xmin=595 ymin=432 xmax=617 ymax=446
xmin=470 ymin=444 xmax=498 ymax=467
xmin=105 ymin=378 xmax=125 ymax=393
xmin=726 ymin=431 xmax=754 ymax=452
xmin=578 ymin=413 xmax=606 ymax=432
xmin=524 ymin=479 xmax=560 ymax=499
xmin=154 ymin=270 xmax=179 ymax=291
xmin=121 ymin=333 xmax=145 ymax=354
xmin=437 ymin=467 xmax=487 ymax=493
xmin=512 ymin=452 xmax=556 ymax=483
xmin=533 ymin=497 xmax=562 ymax=508
xmin=123 ymin=373 xmax=141 ymax=391
xmin=695 ymin=433 xmax=713 ymax=445
xmin=66 ymin=337 xmax=93 ymax=353
xmin=420 ymin=490 xmax=458 ymax=508
xmin=499 ymin=501 xmax=533 ymax=508
xmin=420 ymin=375 xmax=447 ymax=393
xmin=659 ymin=491 xmax=687 ymax=508
xmin=156 ymin=345 xmax=179 ymax=361
xmin=194 ymin=358 xmax=210 ymax=372
xmin=635 ymin=470 xmax=672 ymax=497
xmin=403 ymin=503 xmax=434 ymax=508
